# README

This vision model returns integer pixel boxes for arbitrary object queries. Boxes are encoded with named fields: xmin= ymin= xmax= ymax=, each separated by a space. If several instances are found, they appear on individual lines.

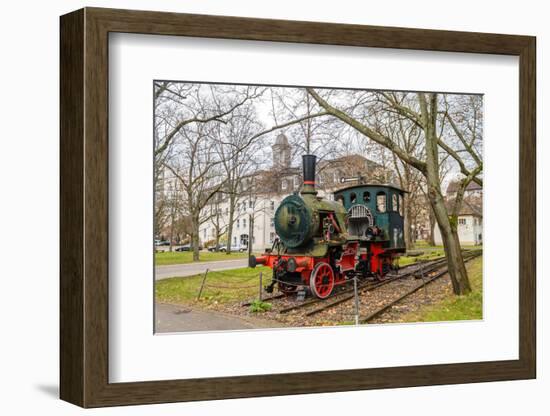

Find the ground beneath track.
xmin=155 ymin=256 xmax=481 ymax=332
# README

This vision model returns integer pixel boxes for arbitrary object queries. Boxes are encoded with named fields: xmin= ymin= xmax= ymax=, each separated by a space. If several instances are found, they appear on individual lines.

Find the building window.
xmin=203 ymin=229 xmax=207 ymax=239
xmin=350 ymin=192 xmax=357 ymax=204
xmin=458 ymin=218 xmax=467 ymax=225
xmin=376 ymin=192 xmax=387 ymax=212
xmin=293 ymin=176 xmax=299 ymax=188
xmin=243 ymin=218 xmax=247 ymax=228
xmin=392 ymin=194 xmax=398 ymax=212
xmin=236 ymin=219 xmax=240 ymax=228
xmin=399 ymin=194 xmax=404 ymax=216
xmin=363 ymin=191 xmax=370 ymax=202
xmin=270 ymin=217 xmax=275 ymax=227
xmin=269 ymin=232 xmax=276 ymax=243
xmin=281 ymin=180 xmax=287 ymax=190
xmin=249 ymin=200 xmax=253 ymax=208
xmin=270 ymin=200 xmax=275 ymax=211
xmin=225 ymin=207 xmax=229 ymax=215
xmin=233 ymin=236 xmax=237 ymax=245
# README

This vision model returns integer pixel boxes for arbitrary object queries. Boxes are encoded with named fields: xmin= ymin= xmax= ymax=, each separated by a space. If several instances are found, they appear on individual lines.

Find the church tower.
xmin=272 ymin=133 xmax=291 ymax=169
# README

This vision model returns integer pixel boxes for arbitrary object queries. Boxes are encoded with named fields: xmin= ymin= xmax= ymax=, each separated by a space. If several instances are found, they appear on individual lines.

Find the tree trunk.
xmin=169 ymin=211 xmax=174 ymax=252
xmin=226 ymin=203 xmax=235 ymax=255
xmin=428 ymin=209 xmax=436 ymax=246
xmin=420 ymin=92 xmax=471 ymax=295
xmin=215 ymin=230 xmax=220 ymax=252
xmin=427 ymin=186 xmax=471 ymax=295
xmin=191 ymin=214 xmax=200 ymax=262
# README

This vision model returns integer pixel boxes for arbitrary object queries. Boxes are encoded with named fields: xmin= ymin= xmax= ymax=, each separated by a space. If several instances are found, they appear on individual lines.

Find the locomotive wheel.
xmin=278 ymin=282 xmax=297 ymax=296
xmin=310 ymin=262 xmax=335 ymax=299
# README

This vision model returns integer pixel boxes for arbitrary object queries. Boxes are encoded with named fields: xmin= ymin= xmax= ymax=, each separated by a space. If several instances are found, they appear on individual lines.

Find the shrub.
xmin=249 ymin=300 xmax=272 ymax=313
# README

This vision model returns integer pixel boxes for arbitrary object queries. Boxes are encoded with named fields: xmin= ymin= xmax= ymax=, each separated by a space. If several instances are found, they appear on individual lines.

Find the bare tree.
xmin=382 ymin=120 xmax=426 ymax=249
xmin=213 ymin=102 xmax=266 ymax=254
xmin=305 ymin=88 xmax=483 ymax=295
xmin=154 ymin=83 xmax=265 ymax=246
xmin=442 ymin=95 xmax=484 ymax=228
xmin=164 ymin=119 xmax=226 ymax=261
xmin=269 ymin=87 xmax=346 ymax=165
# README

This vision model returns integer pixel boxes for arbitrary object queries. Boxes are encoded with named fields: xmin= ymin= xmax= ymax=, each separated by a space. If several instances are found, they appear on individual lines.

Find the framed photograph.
xmin=60 ymin=7 xmax=536 ymax=408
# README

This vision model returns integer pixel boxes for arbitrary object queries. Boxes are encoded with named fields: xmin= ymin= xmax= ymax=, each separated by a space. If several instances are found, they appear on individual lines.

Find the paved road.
xmin=155 ymin=258 xmax=248 ymax=280
xmin=155 ymin=303 xmax=283 ymax=333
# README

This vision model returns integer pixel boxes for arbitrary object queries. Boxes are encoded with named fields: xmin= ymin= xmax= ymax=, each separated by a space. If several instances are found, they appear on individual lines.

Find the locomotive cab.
xmin=334 ymin=184 xmax=406 ymax=277
xmin=334 ymin=184 xmax=406 ymax=250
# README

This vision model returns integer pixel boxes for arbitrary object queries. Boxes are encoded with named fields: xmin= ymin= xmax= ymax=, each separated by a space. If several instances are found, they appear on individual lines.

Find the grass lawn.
xmin=401 ymin=256 xmax=483 ymax=322
xmin=155 ymin=250 xmax=248 ymax=266
xmin=413 ymin=240 xmax=444 ymax=249
xmin=155 ymin=266 xmax=271 ymax=305
xmin=398 ymin=243 xmax=482 ymax=267
xmin=397 ymin=249 xmax=447 ymax=267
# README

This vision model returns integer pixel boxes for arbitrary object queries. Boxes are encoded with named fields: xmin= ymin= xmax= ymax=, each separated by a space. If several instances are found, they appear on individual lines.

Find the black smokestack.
xmin=301 ymin=154 xmax=317 ymax=195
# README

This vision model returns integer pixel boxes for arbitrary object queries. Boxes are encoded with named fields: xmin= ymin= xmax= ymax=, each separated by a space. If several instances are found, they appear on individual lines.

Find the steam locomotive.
xmin=249 ymin=154 xmax=406 ymax=299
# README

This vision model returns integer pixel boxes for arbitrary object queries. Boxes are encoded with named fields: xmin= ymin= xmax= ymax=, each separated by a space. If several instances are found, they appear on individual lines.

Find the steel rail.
xmin=359 ymin=252 xmax=482 ymax=324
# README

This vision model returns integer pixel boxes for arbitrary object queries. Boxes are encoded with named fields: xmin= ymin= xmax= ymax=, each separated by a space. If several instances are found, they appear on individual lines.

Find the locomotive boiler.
xmin=250 ymin=154 xmax=406 ymax=299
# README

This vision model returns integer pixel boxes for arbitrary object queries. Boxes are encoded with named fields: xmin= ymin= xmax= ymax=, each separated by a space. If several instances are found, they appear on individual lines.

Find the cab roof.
xmin=334 ymin=183 xmax=408 ymax=194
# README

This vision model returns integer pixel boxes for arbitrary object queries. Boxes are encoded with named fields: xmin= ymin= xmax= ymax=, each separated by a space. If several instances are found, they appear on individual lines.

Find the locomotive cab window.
xmin=392 ymin=194 xmax=398 ymax=212
xmin=376 ymin=191 xmax=386 ymax=212
xmin=363 ymin=191 xmax=370 ymax=202
xmin=335 ymin=194 xmax=344 ymax=205
xmin=350 ymin=192 xmax=357 ymax=204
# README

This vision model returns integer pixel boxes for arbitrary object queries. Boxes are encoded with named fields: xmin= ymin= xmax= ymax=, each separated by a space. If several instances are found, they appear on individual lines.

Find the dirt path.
xmin=155 ymin=303 xmax=283 ymax=333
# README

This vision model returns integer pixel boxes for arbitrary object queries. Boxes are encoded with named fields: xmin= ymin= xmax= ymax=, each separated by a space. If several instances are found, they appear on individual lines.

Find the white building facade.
xmin=434 ymin=181 xmax=483 ymax=246
xmin=433 ymin=214 xmax=483 ymax=246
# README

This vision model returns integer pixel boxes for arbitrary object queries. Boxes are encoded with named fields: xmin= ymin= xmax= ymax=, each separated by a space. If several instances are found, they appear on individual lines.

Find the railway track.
xmin=359 ymin=250 xmax=482 ymax=323
xmin=275 ymin=250 xmax=481 ymax=317
xmin=241 ymin=249 xmax=481 ymax=318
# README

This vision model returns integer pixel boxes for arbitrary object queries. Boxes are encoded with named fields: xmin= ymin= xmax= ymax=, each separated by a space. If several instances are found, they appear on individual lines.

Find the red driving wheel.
xmin=310 ymin=262 xmax=335 ymax=299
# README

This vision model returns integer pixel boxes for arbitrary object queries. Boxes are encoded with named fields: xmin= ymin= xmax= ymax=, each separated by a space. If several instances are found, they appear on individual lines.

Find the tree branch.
xmin=306 ymin=88 xmax=427 ymax=173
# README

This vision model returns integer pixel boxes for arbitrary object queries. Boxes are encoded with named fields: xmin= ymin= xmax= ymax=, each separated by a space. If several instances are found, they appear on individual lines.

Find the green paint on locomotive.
xmin=333 ymin=184 xmax=406 ymax=250
xmin=274 ymin=192 xmax=348 ymax=252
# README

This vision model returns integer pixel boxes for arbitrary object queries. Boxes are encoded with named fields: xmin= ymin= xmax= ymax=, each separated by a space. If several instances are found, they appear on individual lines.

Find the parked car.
xmin=175 ymin=244 xmax=191 ymax=252
xmin=155 ymin=240 xmax=170 ymax=246
xmin=217 ymin=244 xmax=247 ymax=253
xmin=175 ymin=244 xmax=204 ymax=252
xmin=207 ymin=244 xmax=228 ymax=252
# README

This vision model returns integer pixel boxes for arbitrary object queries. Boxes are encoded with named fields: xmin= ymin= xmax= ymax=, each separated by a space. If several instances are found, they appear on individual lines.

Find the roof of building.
xmin=445 ymin=195 xmax=483 ymax=217
xmin=446 ymin=180 xmax=483 ymax=194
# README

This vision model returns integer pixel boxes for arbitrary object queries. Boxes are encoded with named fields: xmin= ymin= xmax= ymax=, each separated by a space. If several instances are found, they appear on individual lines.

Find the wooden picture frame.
xmin=60 ymin=7 xmax=536 ymax=408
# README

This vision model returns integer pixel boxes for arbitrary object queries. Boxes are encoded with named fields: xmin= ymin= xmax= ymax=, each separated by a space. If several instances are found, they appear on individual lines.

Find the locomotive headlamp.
xmin=287 ymin=257 xmax=298 ymax=272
